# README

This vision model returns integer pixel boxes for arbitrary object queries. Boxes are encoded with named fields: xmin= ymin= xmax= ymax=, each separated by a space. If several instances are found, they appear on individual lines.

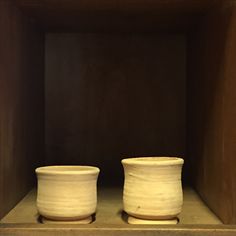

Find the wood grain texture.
xmin=187 ymin=1 xmax=236 ymax=224
xmin=45 ymin=33 xmax=186 ymax=186
xmin=0 ymin=0 xmax=44 ymax=220
xmin=1 ymin=226 xmax=236 ymax=236
xmin=15 ymin=0 xmax=222 ymax=32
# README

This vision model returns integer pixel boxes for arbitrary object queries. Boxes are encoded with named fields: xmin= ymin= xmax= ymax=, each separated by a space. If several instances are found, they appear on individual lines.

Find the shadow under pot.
xmin=122 ymin=157 xmax=184 ymax=224
xmin=35 ymin=165 xmax=100 ymax=224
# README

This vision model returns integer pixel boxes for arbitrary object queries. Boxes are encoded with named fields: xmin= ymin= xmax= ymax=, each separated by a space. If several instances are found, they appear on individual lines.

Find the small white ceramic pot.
xmin=122 ymin=157 xmax=184 ymax=220
xmin=35 ymin=165 xmax=100 ymax=221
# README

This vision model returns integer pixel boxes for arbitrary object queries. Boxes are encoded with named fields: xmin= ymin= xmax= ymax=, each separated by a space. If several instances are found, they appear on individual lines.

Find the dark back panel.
xmin=45 ymin=33 xmax=186 ymax=185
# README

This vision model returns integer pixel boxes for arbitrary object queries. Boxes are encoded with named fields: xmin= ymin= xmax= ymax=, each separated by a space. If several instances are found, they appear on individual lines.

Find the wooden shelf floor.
xmin=2 ymin=187 xmax=236 ymax=235
xmin=1 ymin=187 xmax=221 ymax=225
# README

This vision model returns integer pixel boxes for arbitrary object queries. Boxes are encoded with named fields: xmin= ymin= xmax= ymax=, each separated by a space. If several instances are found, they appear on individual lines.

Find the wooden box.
xmin=1 ymin=0 xmax=236 ymax=235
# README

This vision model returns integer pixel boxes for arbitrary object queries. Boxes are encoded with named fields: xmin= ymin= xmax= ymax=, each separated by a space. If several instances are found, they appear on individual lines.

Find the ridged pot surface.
xmin=36 ymin=165 xmax=99 ymax=221
xmin=122 ymin=157 xmax=184 ymax=220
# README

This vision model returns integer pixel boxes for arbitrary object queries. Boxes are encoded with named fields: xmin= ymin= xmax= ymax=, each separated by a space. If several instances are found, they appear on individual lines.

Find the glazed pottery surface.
xmin=122 ymin=157 xmax=184 ymax=220
xmin=128 ymin=216 xmax=178 ymax=225
xmin=41 ymin=216 xmax=93 ymax=224
xmin=36 ymin=165 xmax=100 ymax=221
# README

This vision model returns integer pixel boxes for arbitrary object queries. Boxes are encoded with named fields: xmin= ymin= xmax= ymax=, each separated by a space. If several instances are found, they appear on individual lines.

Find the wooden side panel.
xmin=222 ymin=6 xmax=236 ymax=224
xmin=0 ymin=0 xmax=44 ymax=219
xmin=45 ymin=33 xmax=186 ymax=186
xmin=187 ymin=2 xmax=236 ymax=224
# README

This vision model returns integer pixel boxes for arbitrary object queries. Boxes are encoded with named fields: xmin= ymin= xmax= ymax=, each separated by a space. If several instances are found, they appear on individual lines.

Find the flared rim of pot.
xmin=121 ymin=157 xmax=184 ymax=166
xmin=35 ymin=165 xmax=100 ymax=175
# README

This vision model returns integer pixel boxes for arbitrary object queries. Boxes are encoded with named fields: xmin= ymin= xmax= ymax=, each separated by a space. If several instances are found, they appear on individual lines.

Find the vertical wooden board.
xmin=187 ymin=5 xmax=227 ymax=212
xmin=187 ymin=2 xmax=236 ymax=224
xmin=45 ymin=33 xmax=186 ymax=186
xmin=0 ymin=0 xmax=44 ymax=219
xmin=222 ymin=6 xmax=236 ymax=224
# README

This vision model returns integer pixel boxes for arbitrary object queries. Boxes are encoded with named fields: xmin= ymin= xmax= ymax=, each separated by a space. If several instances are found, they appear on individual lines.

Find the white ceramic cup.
xmin=122 ymin=157 xmax=184 ymax=220
xmin=35 ymin=165 xmax=100 ymax=221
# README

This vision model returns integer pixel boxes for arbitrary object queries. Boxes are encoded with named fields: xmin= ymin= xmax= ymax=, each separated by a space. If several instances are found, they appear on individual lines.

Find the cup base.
xmin=128 ymin=215 xmax=178 ymax=225
xmin=41 ymin=216 xmax=92 ymax=224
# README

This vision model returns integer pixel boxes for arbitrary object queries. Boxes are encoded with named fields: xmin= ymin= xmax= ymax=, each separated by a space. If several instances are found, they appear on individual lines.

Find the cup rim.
xmin=121 ymin=157 xmax=184 ymax=166
xmin=35 ymin=165 xmax=100 ymax=175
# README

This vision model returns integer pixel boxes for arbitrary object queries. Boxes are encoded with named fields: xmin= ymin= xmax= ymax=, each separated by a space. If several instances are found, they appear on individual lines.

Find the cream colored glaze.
xmin=122 ymin=157 xmax=184 ymax=220
xmin=35 ymin=166 xmax=99 ymax=221
xmin=42 ymin=216 xmax=92 ymax=224
xmin=128 ymin=216 xmax=178 ymax=225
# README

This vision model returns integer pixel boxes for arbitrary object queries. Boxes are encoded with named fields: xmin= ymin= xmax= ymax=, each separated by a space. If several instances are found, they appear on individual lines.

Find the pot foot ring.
xmin=41 ymin=216 xmax=92 ymax=224
xmin=128 ymin=216 xmax=178 ymax=225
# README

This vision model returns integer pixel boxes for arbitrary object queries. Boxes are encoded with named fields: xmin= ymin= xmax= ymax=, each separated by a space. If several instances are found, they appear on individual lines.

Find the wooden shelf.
xmin=1 ymin=187 xmax=236 ymax=235
xmin=0 ymin=187 xmax=221 ymax=224
xmin=2 ymin=1 xmax=236 ymax=234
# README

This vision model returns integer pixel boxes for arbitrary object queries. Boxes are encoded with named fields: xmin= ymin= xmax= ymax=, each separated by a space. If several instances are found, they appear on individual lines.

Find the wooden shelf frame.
xmin=1 ymin=0 xmax=236 ymax=233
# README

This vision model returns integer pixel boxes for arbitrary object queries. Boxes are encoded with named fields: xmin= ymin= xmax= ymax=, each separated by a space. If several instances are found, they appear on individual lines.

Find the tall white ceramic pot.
xmin=36 ymin=166 xmax=100 ymax=221
xmin=122 ymin=157 xmax=184 ymax=220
